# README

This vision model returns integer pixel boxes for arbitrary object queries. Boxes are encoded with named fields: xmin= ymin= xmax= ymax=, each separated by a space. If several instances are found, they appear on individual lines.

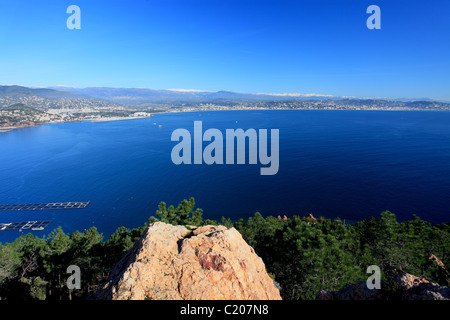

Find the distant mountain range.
xmin=0 ymin=85 xmax=123 ymax=111
xmin=0 ymin=85 xmax=76 ymax=99
xmin=48 ymin=86 xmax=332 ymax=104
xmin=1 ymin=85 xmax=449 ymax=109
xmin=46 ymin=86 xmax=450 ymax=105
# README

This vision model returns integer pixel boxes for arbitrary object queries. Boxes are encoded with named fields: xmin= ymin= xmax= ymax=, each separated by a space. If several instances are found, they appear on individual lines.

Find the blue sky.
xmin=0 ymin=0 xmax=449 ymax=99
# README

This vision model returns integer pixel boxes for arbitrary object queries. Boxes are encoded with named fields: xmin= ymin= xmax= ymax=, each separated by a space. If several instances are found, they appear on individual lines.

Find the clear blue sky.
xmin=0 ymin=0 xmax=449 ymax=99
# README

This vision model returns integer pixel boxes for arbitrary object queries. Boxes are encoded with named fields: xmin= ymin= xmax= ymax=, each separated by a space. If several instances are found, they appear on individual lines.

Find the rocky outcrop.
xmin=393 ymin=273 xmax=450 ymax=300
xmin=316 ymin=273 xmax=450 ymax=300
xmin=92 ymin=222 xmax=282 ymax=300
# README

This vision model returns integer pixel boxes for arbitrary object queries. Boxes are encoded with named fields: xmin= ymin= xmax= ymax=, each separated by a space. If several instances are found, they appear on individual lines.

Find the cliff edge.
xmin=92 ymin=222 xmax=282 ymax=300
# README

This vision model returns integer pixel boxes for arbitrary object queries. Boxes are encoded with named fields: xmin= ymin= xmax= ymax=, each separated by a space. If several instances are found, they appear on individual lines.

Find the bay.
xmin=1 ymin=110 xmax=449 ymax=243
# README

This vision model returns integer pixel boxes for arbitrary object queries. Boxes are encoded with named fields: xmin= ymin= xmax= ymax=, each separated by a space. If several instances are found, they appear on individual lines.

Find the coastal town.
xmin=1 ymin=85 xmax=450 ymax=133
xmin=171 ymin=99 xmax=450 ymax=113
xmin=0 ymin=104 xmax=153 ymax=132
xmin=0 ymin=94 xmax=154 ymax=132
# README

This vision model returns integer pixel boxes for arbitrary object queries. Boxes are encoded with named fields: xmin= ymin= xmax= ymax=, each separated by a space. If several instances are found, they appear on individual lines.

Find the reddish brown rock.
xmin=316 ymin=273 xmax=450 ymax=300
xmin=394 ymin=273 xmax=450 ymax=300
xmin=92 ymin=222 xmax=281 ymax=300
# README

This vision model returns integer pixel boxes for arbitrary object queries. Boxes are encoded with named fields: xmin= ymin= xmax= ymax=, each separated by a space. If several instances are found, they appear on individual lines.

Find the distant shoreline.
xmin=1 ymin=107 xmax=449 ymax=134
xmin=89 ymin=115 xmax=153 ymax=123
xmin=0 ymin=115 xmax=154 ymax=134
xmin=0 ymin=124 xmax=42 ymax=133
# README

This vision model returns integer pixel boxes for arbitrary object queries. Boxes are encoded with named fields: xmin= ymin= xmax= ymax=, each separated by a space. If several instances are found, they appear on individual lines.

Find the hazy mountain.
xmin=0 ymin=85 xmax=76 ymax=99
xmin=0 ymin=85 xmax=123 ymax=111
xmin=46 ymin=86 xmax=347 ymax=105
xmin=49 ymin=86 xmax=450 ymax=105
xmin=2 ymin=85 xmax=449 ymax=107
xmin=47 ymin=86 xmax=255 ymax=102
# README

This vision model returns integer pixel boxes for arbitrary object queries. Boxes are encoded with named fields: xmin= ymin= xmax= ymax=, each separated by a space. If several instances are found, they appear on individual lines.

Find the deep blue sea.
xmin=1 ymin=110 xmax=450 ymax=243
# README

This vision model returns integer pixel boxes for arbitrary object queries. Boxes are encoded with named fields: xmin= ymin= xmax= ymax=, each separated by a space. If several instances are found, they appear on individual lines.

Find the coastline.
xmin=1 ymin=107 xmax=448 ymax=134
xmin=0 ymin=124 xmax=42 ymax=133
xmin=0 ymin=115 xmax=154 ymax=134
xmin=89 ymin=115 xmax=153 ymax=123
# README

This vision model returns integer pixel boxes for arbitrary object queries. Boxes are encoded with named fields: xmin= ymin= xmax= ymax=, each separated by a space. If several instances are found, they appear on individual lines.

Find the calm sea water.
xmin=1 ymin=110 xmax=450 ymax=243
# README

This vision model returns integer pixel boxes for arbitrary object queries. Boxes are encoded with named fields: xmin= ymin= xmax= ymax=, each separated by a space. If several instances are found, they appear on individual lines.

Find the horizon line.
xmin=1 ymin=84 xmax=450 ymax=103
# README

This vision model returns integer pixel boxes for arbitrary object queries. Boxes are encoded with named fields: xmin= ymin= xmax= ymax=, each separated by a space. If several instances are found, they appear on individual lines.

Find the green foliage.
xmin=0 ymin=198 xmax=449 ymax=301
xmin=234 ymin=214 xmax=365 ymax=299
xmin=354 ymin=212 xmax=450 ymax=284
xmin=0 ymin=242 xmax=22 ymax=285
xmin=154 ymin=197 xmax=203 ymax=226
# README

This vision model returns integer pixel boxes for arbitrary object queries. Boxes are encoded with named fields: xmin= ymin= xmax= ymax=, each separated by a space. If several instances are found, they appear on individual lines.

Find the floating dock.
xmin=0 ymin=201 xmax=90 ymax=212
xmin=0 ymin=220 xmax=52 ymax=232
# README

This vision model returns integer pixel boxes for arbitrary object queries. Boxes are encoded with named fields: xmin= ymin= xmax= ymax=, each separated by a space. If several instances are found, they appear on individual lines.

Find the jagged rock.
xmin=428 ymin=254 xmax=450 ymax=286
xmin=394 ymin=273 xmax=450 ymax=300
xmin=92 ymin=222 xmax=281 ymax=300
xmin=316 ymin=273 xmax=450 ymax=300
